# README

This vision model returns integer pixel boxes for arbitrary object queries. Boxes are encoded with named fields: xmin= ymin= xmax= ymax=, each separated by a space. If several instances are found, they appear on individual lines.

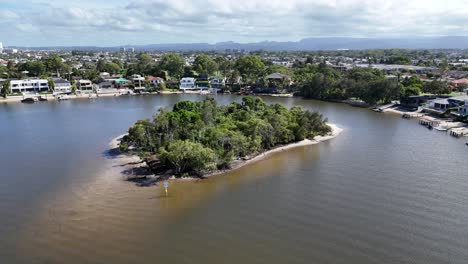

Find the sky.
xmin=1 ymin=0 xmax=468 ymax=47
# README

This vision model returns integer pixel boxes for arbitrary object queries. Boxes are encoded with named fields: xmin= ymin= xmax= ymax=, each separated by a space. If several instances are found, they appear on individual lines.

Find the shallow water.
xmin=1 ymin=95 xmax=467 ymax=264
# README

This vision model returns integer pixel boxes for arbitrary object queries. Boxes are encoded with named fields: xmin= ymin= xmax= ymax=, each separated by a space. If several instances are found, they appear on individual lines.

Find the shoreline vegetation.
xmin=109 ymin=124 xmax=342 ymax=185
xmin=109 ymin=96 xmax=340 ymax=185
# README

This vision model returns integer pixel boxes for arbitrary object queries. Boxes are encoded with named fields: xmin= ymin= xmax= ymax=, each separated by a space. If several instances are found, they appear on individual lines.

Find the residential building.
xmin=97 ymin=81 xmax=113 ymax=89
xmin=210 ymin=77 xmax=225 ymax=91
xmin=76 ymin=80 xmax=93 ymax=92
xmin=450 ymin=78 xmax=468 ymax=88
xmin=53 ymin=78 xmax=72 ymax=94
xmin=458 ymin=101 xmax=468 ymax=117
xmin=423 ymin=98 xmax=451 ymax=114
xmin=148 ymin=76 xmax=164 ymax=86
xmin=9 ymin=79 xmax=49 ymax=94
xmin=131 ymin=74 xmax=145 ymax=90
xmin=180 ymin=77 xmax=196 ymax=90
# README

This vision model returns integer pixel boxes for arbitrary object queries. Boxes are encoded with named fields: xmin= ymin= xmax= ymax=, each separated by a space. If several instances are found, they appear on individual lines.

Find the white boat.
xmin=57 ymin=94 xmax=70 ymax=101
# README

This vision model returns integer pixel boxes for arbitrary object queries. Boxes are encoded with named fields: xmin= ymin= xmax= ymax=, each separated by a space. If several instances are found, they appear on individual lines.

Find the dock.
xmin=402 ymin=113 xmax=425 ymax=119
xmin=449 ymin=127 xmax=468 ymax=137
xmin=419 ymin=116 xmax=440 ymax=127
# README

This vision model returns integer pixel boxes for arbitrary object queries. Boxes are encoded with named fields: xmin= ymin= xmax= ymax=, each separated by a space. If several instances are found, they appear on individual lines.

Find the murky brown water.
xmin=1 ymin=95 xmax=468 ymax=264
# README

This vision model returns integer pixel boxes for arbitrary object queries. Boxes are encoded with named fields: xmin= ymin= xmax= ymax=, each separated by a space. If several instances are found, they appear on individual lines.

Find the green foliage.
xmin=159 ymin=140 xmax=215 ymax=176
xmin=97 ymin=60 xmax=122 ymax=74
xmin=158 ymin=53 xmax=185 ymax=79
xmin=422 ymin=80 xmax=451 ymax=95
xmin=121 ymin=97 xmax=331 ymax=177
xmin=18 ymin=61 xmax=46 ymax=77
xmin=1 ymin=80 xmax=10 ymax=98
xmin=193 ymin=55 xmax=218 ymax=75
xmin=299 ymin=66 xmax=400 ymax=104
xmin=385 ymin=55 xmax=411 ymax=65
xmin=235 ymin=55 xmax=265 ymax=83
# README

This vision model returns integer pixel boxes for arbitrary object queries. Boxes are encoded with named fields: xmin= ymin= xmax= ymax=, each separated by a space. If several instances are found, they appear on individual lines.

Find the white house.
xmin=9 ymin=79 xmax=49 ymax=94
xmin=53 ymin=78 xmax=72 ymax=94
xmin=131 ymin=74 xmax=145 ymax=90
xmin=210 ymin=77 xmax=225 ymax=91
xmin=180 ymin=77 xmax=196 ymax=90
xmin=76 ymin=80 xmax=93 ymax=92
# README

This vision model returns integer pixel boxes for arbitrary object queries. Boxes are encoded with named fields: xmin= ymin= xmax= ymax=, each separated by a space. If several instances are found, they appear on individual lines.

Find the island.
xmin=113 ymin=97 xmax=341 ymax=182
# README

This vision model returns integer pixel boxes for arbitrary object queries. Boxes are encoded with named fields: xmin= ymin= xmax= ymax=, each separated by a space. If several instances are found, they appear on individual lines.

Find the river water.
xmin=1 ymin=95 xmax=467 ymax=264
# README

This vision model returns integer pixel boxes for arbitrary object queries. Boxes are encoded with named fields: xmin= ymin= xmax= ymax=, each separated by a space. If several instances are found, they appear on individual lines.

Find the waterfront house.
xmin=9 ymin=79 xmax=49 ymax=94
xmin=457 ymin=101 xmax=468 ymax=117
xmin=76 ymin=79 xmax=93 ymax=93
xmin=400 ymin=95 xmax=436 ymax=110
xmin=148 ymin=76 xmax=164 ymax=86
xmin=131 ymin=74 xmax=145 ymax=90
xmin=210 ymin=77 xmax=226 ymax=91
xmin=423 ymin=98 xmax=451 ymax=115
xmin=447 ymin=95 xmax=468 ymax=106
xmin=180 ymin=77 xmax=196 ymax=90
xmin=266 ymin=72 xmax=292 ymax=85
xmin=52 ymin=78 xmax=72 ymax=94
xmin=97 ymin=81 xmax=113 ymax=89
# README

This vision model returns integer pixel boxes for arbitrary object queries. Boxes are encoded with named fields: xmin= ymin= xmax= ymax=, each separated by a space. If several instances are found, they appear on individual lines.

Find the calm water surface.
xmin=1 ymin=95 xmax=467 ymax=264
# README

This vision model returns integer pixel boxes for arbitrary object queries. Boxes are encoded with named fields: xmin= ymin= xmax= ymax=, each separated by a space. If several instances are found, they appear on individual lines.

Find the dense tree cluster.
xmin=298 ymin=63 xmax=400 ymax=105
xmin=120 ymin=97 xmax=331 ymax=177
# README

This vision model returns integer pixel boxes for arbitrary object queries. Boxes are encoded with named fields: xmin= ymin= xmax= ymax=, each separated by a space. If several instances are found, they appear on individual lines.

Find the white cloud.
xmin=0 ymin=10 xmax=19 ymax=20
xmin=2 ymin=0 xmax=468 ymax=46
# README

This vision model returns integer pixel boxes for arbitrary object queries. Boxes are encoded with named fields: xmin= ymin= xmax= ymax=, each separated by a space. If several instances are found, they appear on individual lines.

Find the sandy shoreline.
xmin=0 ymin=90 xmax=224 ymax=104
xmin=109 ymin=124 xmax=343 ymax=183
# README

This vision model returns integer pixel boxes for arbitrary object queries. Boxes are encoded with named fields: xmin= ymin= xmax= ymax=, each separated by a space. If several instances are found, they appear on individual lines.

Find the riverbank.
xmin=109 ymin=123 xmax=343 ymax=185
xmin=0 ymin=90 xmax=293 ymax=104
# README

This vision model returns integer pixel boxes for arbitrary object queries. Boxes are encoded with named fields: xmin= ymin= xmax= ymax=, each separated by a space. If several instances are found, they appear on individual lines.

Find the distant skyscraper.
xmin=0 ymin=42 xmax=3 ymax=53
xmin=120 ymin=47 xmax=127 ymax=53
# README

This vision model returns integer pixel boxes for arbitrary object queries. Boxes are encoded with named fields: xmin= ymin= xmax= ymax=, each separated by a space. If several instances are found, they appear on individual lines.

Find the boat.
xmin=21 ymin=97 xmax=36 ymax=103
xmin=57 ymin=94 xmax=69 ymax=101
xmin=38 ymin=96 xmax=48 ymax=101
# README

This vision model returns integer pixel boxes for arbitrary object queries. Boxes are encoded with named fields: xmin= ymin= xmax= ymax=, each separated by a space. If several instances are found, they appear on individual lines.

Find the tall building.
xmin=0 ymin=42 xmax=3 ymax=53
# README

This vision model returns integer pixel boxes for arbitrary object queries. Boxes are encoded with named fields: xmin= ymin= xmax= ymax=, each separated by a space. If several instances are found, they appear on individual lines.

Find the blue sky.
xmin=1 ymin=0 xmax=468 ymax=47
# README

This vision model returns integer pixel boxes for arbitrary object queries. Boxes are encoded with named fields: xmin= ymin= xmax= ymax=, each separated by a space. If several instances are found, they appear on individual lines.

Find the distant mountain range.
xmin=13 ymin=36 xmax=468 ymax=51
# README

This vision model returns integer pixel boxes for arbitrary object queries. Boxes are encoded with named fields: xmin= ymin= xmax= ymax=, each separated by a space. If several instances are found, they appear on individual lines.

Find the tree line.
xmin=1 ymin=52 xmax=456 ymax=102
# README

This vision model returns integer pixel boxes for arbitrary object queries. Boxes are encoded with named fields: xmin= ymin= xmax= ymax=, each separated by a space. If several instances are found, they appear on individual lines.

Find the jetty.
xmin=449 ymin=127 xmax=468 ymax=137
xmin=403 ymin=112 xmax=424 ymax=119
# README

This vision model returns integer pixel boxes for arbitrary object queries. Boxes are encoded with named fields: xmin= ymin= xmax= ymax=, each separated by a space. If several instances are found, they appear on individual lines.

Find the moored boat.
xmin=57 ymin=94 xmax=70 ymax=101
xmin=21 ymin=97 xmax=36 ymax=103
